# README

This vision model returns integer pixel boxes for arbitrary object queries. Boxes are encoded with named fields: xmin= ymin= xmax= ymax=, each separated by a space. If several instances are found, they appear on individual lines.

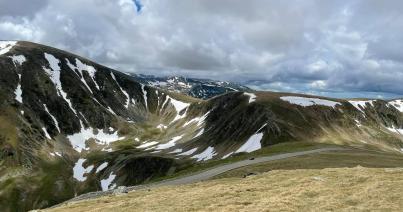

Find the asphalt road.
xmin=57 ymin=147 xmax=345 ymax=205
xmin=149 ymin=147 xmax=345 ymax=187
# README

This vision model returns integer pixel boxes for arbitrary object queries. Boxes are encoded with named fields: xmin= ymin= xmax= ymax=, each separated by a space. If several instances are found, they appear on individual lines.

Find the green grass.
xmin=213 ymin=148 xmax=403 ymax=179
xmin=148 ymin=141 xmax=334 ymax=183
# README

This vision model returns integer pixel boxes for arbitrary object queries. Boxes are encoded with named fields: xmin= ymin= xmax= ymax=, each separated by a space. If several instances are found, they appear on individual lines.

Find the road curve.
xmin=56 ymin=147 xmax=345 ymax=205
xmin=149 ymin=147 xmax=344 ymax=187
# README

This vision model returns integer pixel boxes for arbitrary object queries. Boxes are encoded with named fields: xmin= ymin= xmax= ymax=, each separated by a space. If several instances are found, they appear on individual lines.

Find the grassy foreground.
xmin=214 ymin=149 xmax=403 ymax=179
xmin=45 ymin=167 xmax=403 ymax=211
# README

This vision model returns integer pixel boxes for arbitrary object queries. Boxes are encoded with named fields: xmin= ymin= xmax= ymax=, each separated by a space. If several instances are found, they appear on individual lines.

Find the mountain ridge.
xmin=127 ymin=73 xmax=254 ymax=99
xmin=1 ymin=41 xmax=403 ymax=211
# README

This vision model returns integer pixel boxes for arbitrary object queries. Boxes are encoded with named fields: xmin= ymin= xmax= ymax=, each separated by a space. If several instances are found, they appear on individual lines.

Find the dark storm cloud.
xmin=0 ymin=0 xmax=49 ymax=17
xmin=0 ymin=0 xmax=402 ymax=98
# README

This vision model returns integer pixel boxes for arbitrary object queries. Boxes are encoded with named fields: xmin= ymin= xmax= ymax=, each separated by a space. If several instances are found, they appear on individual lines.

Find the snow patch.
xmin=184 ymin=111 xmax=210 ymax=127
xmin=157 ymin=124 xmax=167 ymax=130
xmin=281 ymin=96 xmax=340 ymax=108
xmin=155 ymin=136 xmax=183 ymax=150
xmin=161 ymin=95 xmax=190 ymax=123
xmin=387 ymin=127 xmax=403 ymax=135
xmin=0 ymin=41 xmax=16 ymax=55
xmin=75 ymin=58 xmax=100 ymax=90
xmin=169 ymin=149 xmax=182 ymax=154
xmin=73 ymin=159 xmax=94 ymax=182
xmin=67 ymin=128 xmax=125 ymax=152
xmin=101 ymin=172 xmax=116 ymax=191
xmin=65 ymin=58 xmax=93 ymax=94
xmin=354 ymin=119 xmax=362 ymax=127
xmin=96 ymin=162 xmax=108 ymax=173
xmin=192 ymin=146 xmax=216 ymax=161
xmin=349 ymin=100 xmax=375 ymax=112
xmin=389 ymin=99 xmax=403 ymax=113
xmin=236 ymin=133 xmax=263 ymax=153
xmin=9 ymin=55 xmax=26 ymax=66
xmin=244 ymin=92 xmax=257 ymax=103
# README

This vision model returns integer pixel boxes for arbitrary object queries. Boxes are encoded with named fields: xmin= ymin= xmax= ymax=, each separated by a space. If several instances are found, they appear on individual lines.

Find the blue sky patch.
xmin=133 ymin=0 xmax=143 ymax=13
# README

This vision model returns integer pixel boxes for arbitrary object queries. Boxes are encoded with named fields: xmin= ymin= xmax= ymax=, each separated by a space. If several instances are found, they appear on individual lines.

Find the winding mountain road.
xmin=58 ymin=147 xmax=345 ymax=205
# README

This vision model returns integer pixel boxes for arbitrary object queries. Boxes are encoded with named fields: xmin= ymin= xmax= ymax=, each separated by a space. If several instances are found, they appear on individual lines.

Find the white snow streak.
xmin=66 ymin=58 xmax=93 ymax=94
xmin=178 ymin=148 xmax=198 ymax=156
xmin=281 ymin=96 xmax=340 ymax=108
xmin=50 ymin=152 xmax=62 ymax=157
xmin=387 ymin=127 xmax=403 ymax=135
xmin=222 ymin=152 xmax=234 ymax=159
xmin=111 ymin=72 xmax=130 ymax=108
xmin=156 ymin=124 xmax=167 ymax=130
xmin=193 ymin=129 xmax=204 ymax=138
xmin=155 ymin=136 xmax=183 ymax=150
xmin=137 ymin=141 xmax=159 ymax=149
xmin=75 ymin=58 xmax=100 ymax=90
xmin=15 ymin=74 xmax=23 ymax=103
xmin=44 ymin=53 xmax=78 ymax=115
xmin=389 ymin=99 xmax=403 ymax=113
xmin=42 ymin=127 xmax=51 ymax=139
xmin=43 ymin=104 xmax=60 ymax=132
xmin=96 ymin=162 xmax=108 ymax=173
xmin=141 ymin=84 xmax=148 ymax=110
xmin=0 ymin=41 xmax=16 ymax=55
xmin=169 ymin=149 xmax=182 ymax=154
xmin=161 ymin=95 xmax=190 ymax=123
xmin=349 ymin=100 xmax=375 ymax=112
xmin=244 ymin=92 xmax=257 ymax=103
xmin=184 ymin=111 xmax=210 ymax=127
xmin=192 ymin=146 xmax=216 ymax=161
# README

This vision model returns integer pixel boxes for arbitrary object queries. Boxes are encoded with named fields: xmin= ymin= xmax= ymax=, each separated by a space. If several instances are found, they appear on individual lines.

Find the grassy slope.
xmin=214 ymin=149 xmax=403 ymax=179
xmin=46 ymin=167 xmax=403 ymax=212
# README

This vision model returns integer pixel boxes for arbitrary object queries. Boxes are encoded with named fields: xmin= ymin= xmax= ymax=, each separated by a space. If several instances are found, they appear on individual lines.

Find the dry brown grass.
xmin=46 ymin=167 xmax=403 ymax=212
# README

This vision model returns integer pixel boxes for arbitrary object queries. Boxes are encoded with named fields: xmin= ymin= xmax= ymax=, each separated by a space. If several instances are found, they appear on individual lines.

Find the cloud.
xmin=0 ymin=0 xmax=403 ymax=98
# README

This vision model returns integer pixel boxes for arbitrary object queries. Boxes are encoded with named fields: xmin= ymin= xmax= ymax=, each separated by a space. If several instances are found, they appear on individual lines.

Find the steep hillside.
xmin=129 ymin=74 xmax=253 ymax=99
xmin=0 ymin=41 xmax=403 ymax=211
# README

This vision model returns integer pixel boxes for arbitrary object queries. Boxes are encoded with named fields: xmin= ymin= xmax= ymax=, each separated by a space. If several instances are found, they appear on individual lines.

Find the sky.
xmin=1 ymin=0 xmax=403 ymax=99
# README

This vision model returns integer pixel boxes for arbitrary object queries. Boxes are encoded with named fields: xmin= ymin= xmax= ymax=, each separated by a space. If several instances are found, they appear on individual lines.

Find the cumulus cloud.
xmin=0 ymin=0 xmax=402 ymax=98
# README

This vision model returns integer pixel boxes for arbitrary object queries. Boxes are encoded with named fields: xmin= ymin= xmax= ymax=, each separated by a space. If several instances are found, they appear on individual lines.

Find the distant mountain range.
xmin=1 ymin=41 xmax=403 ymax=211
xmin=128 ymin=74 xmax=253 ymax=99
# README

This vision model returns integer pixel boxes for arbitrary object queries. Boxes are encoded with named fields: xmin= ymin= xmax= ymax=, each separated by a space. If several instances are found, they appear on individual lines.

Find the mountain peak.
xmin=129 ymin=73 xmax=253 ymax=99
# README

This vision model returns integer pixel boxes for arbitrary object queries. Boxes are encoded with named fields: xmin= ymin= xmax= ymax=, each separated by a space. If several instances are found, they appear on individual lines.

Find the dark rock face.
xmin=116 ymin=156 xmax=176 ymax=185
xmin=0 ymin=41 xmax=403 ymax=211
